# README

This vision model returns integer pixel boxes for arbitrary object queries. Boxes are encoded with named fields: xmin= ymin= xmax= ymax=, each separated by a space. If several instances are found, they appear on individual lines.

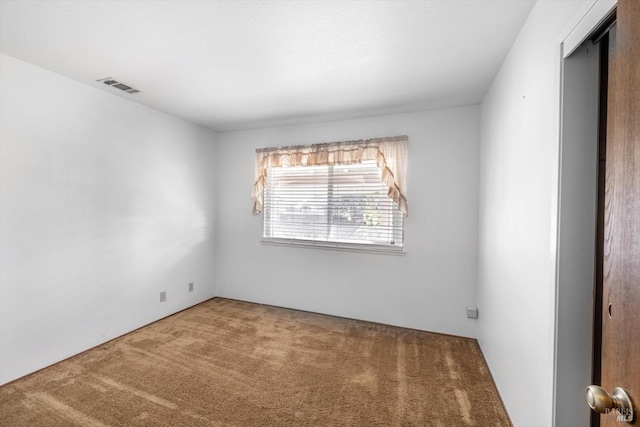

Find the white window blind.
xmin=263 ymin=160 xmax=404 ymax=251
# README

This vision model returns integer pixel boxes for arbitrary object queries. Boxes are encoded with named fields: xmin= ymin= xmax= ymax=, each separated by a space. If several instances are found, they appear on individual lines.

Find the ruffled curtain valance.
xmin=252 ymin=135 xmax=408 ymax=216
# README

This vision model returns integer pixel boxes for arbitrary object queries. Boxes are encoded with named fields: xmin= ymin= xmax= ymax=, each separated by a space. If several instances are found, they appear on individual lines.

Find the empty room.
xmin=1 ymin=0 xmax=638 ymax=426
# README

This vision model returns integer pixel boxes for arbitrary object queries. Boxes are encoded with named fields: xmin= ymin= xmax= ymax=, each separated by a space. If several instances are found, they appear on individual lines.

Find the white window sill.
xmin=261 ymin=238 xmax=405 ymax=256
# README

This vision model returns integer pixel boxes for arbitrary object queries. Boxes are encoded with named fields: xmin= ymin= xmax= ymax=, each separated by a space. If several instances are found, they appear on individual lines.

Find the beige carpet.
xmin=0 ymin=298 xmax=511 ymax=426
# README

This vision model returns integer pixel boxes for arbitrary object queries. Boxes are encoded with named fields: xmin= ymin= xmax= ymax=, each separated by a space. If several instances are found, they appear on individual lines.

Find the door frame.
xmin=554 ymin=1 xmax=617 ymax=426
xmin=552 ymin=0 xmax=617 ymax=426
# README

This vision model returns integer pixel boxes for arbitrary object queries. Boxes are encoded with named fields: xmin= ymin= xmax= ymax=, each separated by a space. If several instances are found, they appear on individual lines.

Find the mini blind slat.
xmin=263 ymin=160 xmax=403 ymax=248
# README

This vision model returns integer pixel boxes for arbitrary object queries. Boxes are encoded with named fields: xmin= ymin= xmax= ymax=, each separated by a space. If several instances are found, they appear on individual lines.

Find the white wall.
xmin=477 ymin=1 xmax=591 ymax=426
xmin=0 ymin=53 xmax=218 ymax=385
xmin=215 ymin=106 xmax=481 ymax=338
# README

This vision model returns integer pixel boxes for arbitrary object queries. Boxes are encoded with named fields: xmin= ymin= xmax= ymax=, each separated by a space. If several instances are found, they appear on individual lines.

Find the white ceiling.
xmin=0 ymin=0 xmax=535 ymax=132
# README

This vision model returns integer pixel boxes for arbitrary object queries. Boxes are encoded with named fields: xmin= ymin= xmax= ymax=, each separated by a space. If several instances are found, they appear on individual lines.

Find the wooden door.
xmin=599 ymin=0 xmax=640 ymax=425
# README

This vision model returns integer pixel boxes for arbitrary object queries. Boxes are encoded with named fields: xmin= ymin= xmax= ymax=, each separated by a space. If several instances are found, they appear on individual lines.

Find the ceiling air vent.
xmin=96 ymin=77 xmax=141 ymax=94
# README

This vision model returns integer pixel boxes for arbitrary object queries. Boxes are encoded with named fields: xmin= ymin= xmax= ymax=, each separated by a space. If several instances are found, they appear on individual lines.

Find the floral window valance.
xmin=252 ymin=135 xmax=408 ymax=216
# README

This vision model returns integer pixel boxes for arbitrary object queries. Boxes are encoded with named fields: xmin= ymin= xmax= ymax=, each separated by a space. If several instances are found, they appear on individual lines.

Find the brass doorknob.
xmin=586 ymin=385 xmax=635 ymax=423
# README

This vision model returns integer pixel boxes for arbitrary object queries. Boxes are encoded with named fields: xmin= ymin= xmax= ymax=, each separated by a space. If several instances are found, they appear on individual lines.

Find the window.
xmin=253 ymin=136 xmax=408 ymax=253
xmin=263 ymin=160 xmax=403 ymax=250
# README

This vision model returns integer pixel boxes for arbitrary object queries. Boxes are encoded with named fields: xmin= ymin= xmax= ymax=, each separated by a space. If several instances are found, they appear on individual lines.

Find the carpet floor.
xmin=0 ymin=298 xmax=511 ymax=426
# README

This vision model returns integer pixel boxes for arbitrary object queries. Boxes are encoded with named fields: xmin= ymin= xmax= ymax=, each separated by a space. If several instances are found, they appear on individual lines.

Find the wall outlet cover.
xmin=160 ymin=291 xmax=166 ymax=302
xmin=466 ymin=306 xmax=478 ymax=319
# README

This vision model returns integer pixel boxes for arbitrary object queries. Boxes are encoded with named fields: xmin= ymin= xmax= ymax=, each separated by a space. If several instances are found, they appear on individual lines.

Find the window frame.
xmin=261 ymin=160 xmax=405 ymax=255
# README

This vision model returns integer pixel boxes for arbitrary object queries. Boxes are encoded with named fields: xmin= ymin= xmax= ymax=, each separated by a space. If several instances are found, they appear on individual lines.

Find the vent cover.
xmin=96 ymin=77 xmax=141 ymax=94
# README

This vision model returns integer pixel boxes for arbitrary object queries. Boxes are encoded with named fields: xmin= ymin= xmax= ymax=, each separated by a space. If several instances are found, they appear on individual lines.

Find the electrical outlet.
xmin=188 ymin=282 xmax=194 ymax=292
xmin=466 ymin=306 xmax=478 ymax=319
xmin=160 ymin=291 xmax=166 ymax=302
